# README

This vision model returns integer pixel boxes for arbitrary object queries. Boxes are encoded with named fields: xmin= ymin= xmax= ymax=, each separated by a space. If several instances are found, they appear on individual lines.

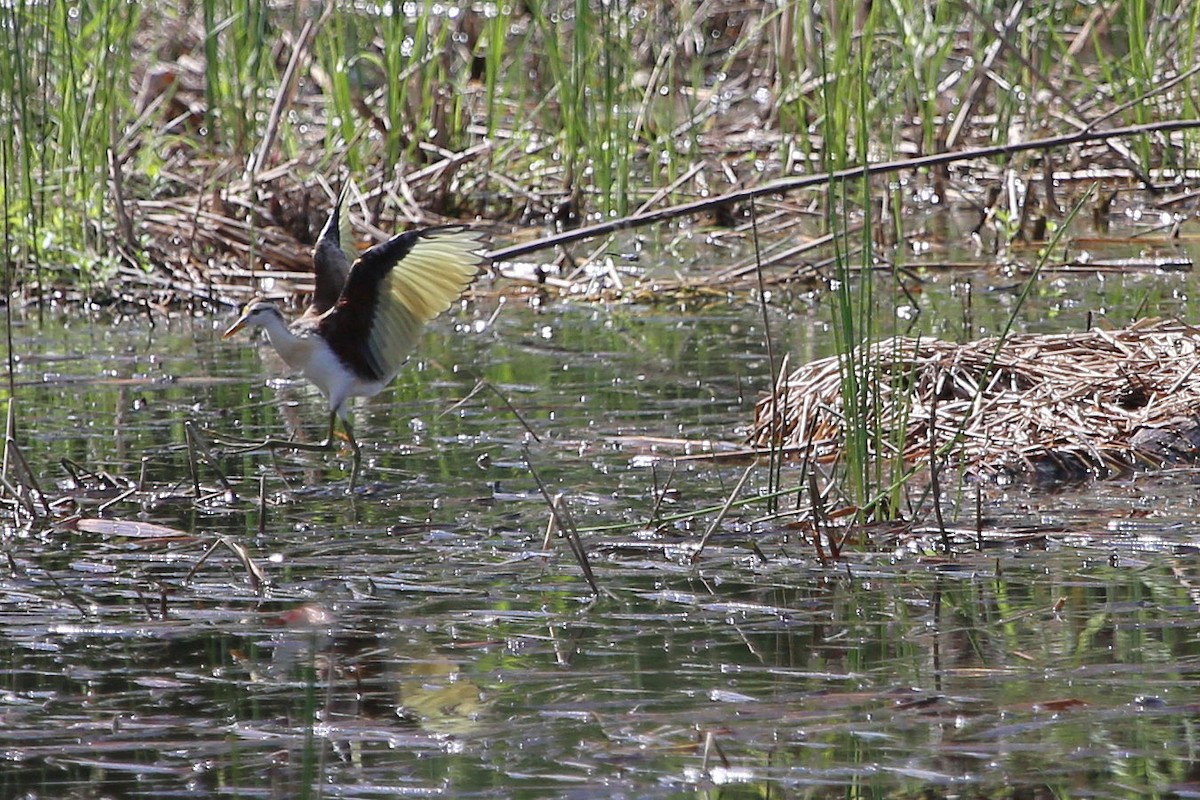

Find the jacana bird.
xmin=222 ymin=188 xmax=488 ymax=488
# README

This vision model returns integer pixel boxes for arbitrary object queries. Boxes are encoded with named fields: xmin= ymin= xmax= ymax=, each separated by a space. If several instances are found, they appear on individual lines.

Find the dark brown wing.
xmin=310 ymin=185 xmax=356 ymax=314
xmin=317 ymin=226 xmax=487 ymax=382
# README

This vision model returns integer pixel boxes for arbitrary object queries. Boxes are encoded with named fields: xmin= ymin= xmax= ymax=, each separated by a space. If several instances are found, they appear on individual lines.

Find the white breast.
xmin=258 ymin=322 xmax=387 ymax=418
xmin=301 ymin=338 xmax=387 ymax=417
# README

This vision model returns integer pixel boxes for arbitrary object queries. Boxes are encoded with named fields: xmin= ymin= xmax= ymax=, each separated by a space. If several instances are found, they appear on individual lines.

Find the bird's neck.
xmin=259 ymin=315 xmax=312 ymax=370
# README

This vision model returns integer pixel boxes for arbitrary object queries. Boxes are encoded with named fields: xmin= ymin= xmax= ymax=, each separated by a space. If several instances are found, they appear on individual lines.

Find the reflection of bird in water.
xmin=394 ymin=655 xmax=487 ymax=734
xmin=222 ymin=188 xmax=488 ymax=488
xmin=264 ymin=602 xmax=488 ymax=736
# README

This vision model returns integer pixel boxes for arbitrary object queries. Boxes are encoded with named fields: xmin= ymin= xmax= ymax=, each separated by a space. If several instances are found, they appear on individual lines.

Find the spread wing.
xmin=317 ymin=226 xmax=488 ymax=382
xmin=310 ymin=185 xmax=357 ymax=314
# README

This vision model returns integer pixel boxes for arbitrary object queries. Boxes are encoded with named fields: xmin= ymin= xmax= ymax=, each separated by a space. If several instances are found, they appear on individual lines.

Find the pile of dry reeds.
xmin=750 ymin=318 xmax=1200 ymax=482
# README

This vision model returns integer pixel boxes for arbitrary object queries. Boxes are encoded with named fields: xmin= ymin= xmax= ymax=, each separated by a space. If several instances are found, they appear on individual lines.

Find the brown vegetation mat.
xmin=750 ymin=318 xmax=1200 ymax=482
xmin=112 ymin=121 xmax=1200 ymax=311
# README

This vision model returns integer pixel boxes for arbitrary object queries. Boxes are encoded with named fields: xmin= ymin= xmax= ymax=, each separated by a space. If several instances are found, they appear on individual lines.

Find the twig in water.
xmin=700 ymin=730 xmax=732 ymax=773
xmin=524 ymin=446 xmax=602 ymax=596
xmin=134 ymin=588 xmax=157 ymax=621
xmin=443 ymin=377 xmax=542 ymax=443
xmin=185 ymin=422 xmax=240 ymax=502
xmin=98 ymin=487 xmax=137 ymax=514
xmin=184 ymin=535 xmax=266 ymax=594
xmin=183 ymin=538 xmax=222 ymax=584
xmin=35 ymin=563 xmax=91 ymax=617
xmin=691 ymin=461 xmax=756 ymax=564
xmin=184 ymin=423 xmax=202 ymax=498
xmin=3 ymin=441 xmax=48 ymax=517
xmin=554 ymin=494 xmax=602 ymax=597
xmin=60 ymin=458 xmax=86 ymax=489
xmin=539 ymin=505 xmax=557 ymax=553
xmin=646 ymin=461 xmax=677 ymax=531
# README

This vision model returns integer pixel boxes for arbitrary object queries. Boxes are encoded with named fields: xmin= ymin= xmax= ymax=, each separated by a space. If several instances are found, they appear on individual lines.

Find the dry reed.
xmin=750 ymin=318 xmax=1200 ymax=482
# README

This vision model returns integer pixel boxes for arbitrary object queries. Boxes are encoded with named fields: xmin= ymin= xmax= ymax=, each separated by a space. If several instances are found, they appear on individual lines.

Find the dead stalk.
xmin=98 ymin=487 xmax=137 ymax=514
xmin=524 ymin=446 xmax=601 ymax=596
xmin=975 ymin=484 xmax=984 ymax=550
xmin=700 ymin=730 xmax=731 ymax=773
xmin=247 ymin=9 xmax=327 ymax=181
xmin=219 ymin=535 xmax=266 ymax=593
xmin=7 ymin=439 xmax=49 ymax=515
xmin=808 ymin=469 xmax=832 ymax=563
xmin=183 ymin=535 xmax=265 ymax=593
xmin=185 ymin=423 xmax=202 ymax=498
xmin=183 ymin=538 xmax=223 ymax=584
xmin=444 ymin=377 xmax=542 ymax=443
xmin=185 ymin=422 xmax=239 ymax=501
xmin=646 ymin=462 xmax=677 ymax=531
xmin=0 ymin=472 xmax=36 ymax=518
xmin=3 ymin=398 xmax=13 ymax=474
xmin=691 ymin=461 xmax=756 ymax=564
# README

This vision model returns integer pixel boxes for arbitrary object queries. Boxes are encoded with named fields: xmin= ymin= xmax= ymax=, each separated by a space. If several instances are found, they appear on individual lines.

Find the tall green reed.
xmin=0 ymin=0 xmax=141 ymax=294
xmin=521 ymin=0 xmax=639 ymax=217
xmin=201 ymin=0 xmax=277 ymax=157
xmin=814 ymin=2 xmax=922 ymax=522
xmin=315 ymin=17 xmax=365 ymax=176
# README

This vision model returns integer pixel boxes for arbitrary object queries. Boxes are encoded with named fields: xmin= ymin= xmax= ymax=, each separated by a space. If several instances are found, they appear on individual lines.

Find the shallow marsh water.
xmin=6 ymin=232 xmax=1200 ymax=797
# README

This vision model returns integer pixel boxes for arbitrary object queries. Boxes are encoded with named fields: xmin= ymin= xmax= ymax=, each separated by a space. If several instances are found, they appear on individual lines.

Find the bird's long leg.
xmin=320 ymin=411 xmax=339 ymax=448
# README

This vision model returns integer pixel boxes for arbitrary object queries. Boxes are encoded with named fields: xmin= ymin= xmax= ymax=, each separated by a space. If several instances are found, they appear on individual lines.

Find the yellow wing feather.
xmin=365 ymin=229 xmax=486 ymax=380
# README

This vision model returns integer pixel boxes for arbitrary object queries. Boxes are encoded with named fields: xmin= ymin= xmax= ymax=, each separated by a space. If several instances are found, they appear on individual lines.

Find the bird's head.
xmin=222 ymin=299 xmax=284 ymax=338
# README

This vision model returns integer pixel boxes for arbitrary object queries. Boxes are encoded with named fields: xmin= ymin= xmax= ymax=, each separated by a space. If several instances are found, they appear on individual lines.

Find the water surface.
xmin=4 ymin=239 xmax=1200 ymax=798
